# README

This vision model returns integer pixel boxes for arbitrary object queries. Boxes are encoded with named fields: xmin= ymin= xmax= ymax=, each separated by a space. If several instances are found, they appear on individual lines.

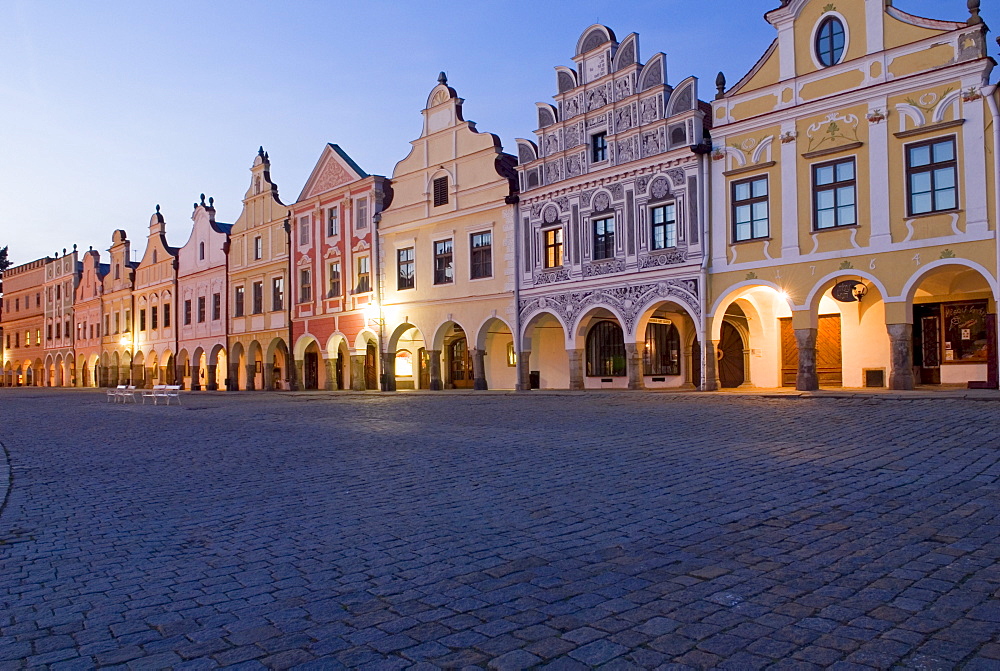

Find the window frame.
xmin=433 ymin=240 xmax=454 ymax=285
xmin=905 ymin=136 xmax=958 ymax=217
xmin=543 ymin=227 xmax=563 ymax=269
xmin=298 ymin=215 xmax=310 ymax=246
xmin=326 ymin=206 xmax=339 ymax=237
xmin=586 ymin=320 xmax=626 ymax=377
xmin=397 ymin=247 xmax=415 ymax=290
xmin=470 ymin=231 xmax=493 ymax=279
xmin=591 ymin=132 xmax=608 ymax=163
xmin=234 ymin=285 xmax=245 ymax=317
xmin=731 ymin=176 xmax=770 ymax=242
xmin=251 ymin=281 xmax=263 ymax=314
xmin=253 ymin=236 xmax=262 ymax=260
xmin=812 ymin=157 xmax=857 ymax=231
xmin=212 ymin=293 xmax=221 ymax=321
xmin=649 ymin=203 xmax=678 ymax=251
xmin=356 ymin=256 xmax=371 ymax=293
xmin=327 ymin=263 xmax=341 ymax=299
xmin=197 ymin=296 xmax=206 ymax=323
xmin=299 ymin=269 xmax=312 ymax=304
xmin=272 ymin=277 xmax=284 ymax=311
xmin=433 ymin=177 xmax=449 ymax=207
xmin=815 ymin=15 xmax=846 ymax=68
xmin=592 ymin=215 xmax=616 ymax=261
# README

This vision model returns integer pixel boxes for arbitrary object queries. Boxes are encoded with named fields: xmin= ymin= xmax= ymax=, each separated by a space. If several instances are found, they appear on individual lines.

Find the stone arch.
xmin=474 ymin=316 xmax=516 ymax=391
xmin=44 ymin=354 xmax=55 ymax=387
xmin=247 ymin=339 xmax=265 ymax=390
xmin=228 ymin=341 xmax=245 ymax=390
xmin=634 ymin=297 xmax=702 ymax=389
xmin=638 ymin=53 xmax=666 ymax=92
xmin=294 ymin=333 xmax=321 ymax=360
xmin=387 ymin=323 xmax=427 ymax=390
xmin=571 ymin=303 xmax=630 ymax=348
xmin=555 ymin=66 xmax=577 ymax=93
xmin=576 ymin=307 xmax=629 ymax=389
xmin=612 ymin=33 xmax=638 ymax=72
xmin=519 ymin=309 xmax=570 ymax=351
xmin=804 ymin=269 xmax=893 ymax=323
xmin=266 ymin=338 xmax=290 ymax=390
xmin=589 ymin=189 xmax=615 ymax=214
xmin=536 ymin=103 xmax=558 ymax=129
xmin=666 ymin=77 xmax=697 ymax=117
xmin=515 ymin=138 xmax=539 ymax=166
xmin=900 ymin=259 xmax=999 ymax=306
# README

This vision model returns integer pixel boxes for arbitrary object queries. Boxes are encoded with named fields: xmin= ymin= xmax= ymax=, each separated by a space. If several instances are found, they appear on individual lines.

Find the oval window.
xmin=815 ymin=16 xmax=845 ymax=67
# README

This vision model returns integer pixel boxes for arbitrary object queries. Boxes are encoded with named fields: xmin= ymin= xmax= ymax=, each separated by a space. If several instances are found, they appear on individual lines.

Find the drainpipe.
xmin=223 ymin=237 xmax=231 ymax=391
xmin=691 ymin=139 xmax=713 ymax=390
xmin=508 ymin=194 xmax=523 ymax=390
xmin=283 ymin=217 xmax=295 ymax=390
xmin=985 ymin=82 xmax=999 ymax=386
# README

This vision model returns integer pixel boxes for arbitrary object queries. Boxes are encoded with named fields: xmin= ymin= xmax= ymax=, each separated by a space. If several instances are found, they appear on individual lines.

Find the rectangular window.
xmin=433 ymin=240 xmax=453 ymax=284
xmin=544 ymin=228 xmax=563 ymax=268
xmin=48 ymin=324 xmax=53 ymax=340
xmin=184 ymin=300 xmax=192 ymax=325
xmin=139 ymin=309 xmax=147 ymax=331
xmin=300 ymin=269 xmax=312 ymax=303
xmin=433 ymin=177 xmax=448 ymax=207
xmin=125 ymin=309 xmax=131 ymax=332
xmin=197 ymin=297 xmax=206 ymax=323
xmin=732 ymin=177 xmax=769 ymax=242
xmin=356 ymin=198 xmax=368 ymax=229
xmin=470 ymin=232 xmax=492 ymax=279
xmin=212 ymin=293 xmax=220 ymax=321
xmin=907 ymin=137 xmax=957 ymax=216
xmin=105 ymin=315 xmax=110 ymax=336
xmin=252 ymin=281 xmax=263 ymax=314
xmin=591 ymin=132 xmax=607 ymax=163
xmin=36 ymin=329 xmax=40 ymax=345
xmin=327 ymin=206 xmax=339 ymax=237
xmin=235 ymin=286 xmax=245 ymax=317
xmin=397 ymin=247 xmax=415 ymax=290
xmin=163 ymin=303 xmax=170 ymax=327
xmin=327 ymin=263 xmax=340 ymax=298
xmin=254 ymin=236 xmax=262 ymax=260
xmin=151 ymin=306 xmax=158 ymax=330
xmin=593 ymin=216 xmax=615 ymax=260
xmin=813 ymin=158 xmax=856 ymax=230
xmin=298 ymin=216 xmax=310 ymax=246
xmin=356 ymin=256 xmax=371 ymax=293
xmin=650 ymin=204 xmax=677 ymax=250
xmin=272 ymin=277 xmax=284 ymax=310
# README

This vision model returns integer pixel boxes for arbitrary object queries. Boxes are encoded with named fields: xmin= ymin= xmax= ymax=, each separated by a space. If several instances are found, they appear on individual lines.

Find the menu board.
xmin=942 ymin=300 xmax=989 ymax=362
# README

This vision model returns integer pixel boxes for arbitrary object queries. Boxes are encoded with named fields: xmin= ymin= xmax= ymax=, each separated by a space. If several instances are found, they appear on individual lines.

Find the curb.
xmin=0 ymin=438 xmax=11 ymax=521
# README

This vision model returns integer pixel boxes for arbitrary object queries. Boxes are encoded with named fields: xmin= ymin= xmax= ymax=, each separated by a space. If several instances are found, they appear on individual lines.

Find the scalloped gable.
xmin=297 ymin=144 xmax=369 ymax=202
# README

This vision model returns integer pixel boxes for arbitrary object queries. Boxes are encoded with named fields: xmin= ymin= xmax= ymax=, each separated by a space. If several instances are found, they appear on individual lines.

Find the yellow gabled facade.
xmin=707 ymin=0 xmax=998 ymax=391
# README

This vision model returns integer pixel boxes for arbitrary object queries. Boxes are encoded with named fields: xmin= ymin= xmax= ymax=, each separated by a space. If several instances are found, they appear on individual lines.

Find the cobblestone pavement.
xmin=2 ymin=389 xmax=1000 ymax=670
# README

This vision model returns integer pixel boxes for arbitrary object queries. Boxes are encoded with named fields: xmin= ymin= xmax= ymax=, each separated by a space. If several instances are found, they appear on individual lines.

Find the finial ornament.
xmin=258 ymin=145 xmax=265 ymax=156
xmin=209 ymin=197 xmax=214 ymax=207
xmin=200 ymin=193 xmax=206 ymax=205
xmin=155 ymin=204 xmax=160 ymax=213
xmin=967 ymin=0 xmax=983 ymax=25
xmin=438 ymin=71 xmax=447 ymax=85
xmin=715 ymin=72 xmax=726 ymax=100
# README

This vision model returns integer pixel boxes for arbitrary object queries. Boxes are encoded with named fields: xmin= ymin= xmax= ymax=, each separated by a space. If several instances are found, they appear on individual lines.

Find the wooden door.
xmin=418 ymin=348 xmax=430 ymax=389
xmin=449 ymin=338 xmax=473 ymax=389
xmin=718 ymin=322 xmax=745 ymax=388
xmin=304 ymin=352 xmax=319 ymax=390
xmin=780 ymin=316 xmax=843 ymax=387
xmin=919 ymin=314 xmax=941 ymax=384
xmin=336 ymin=350 xmax=344 ymax=390
xmin=364 ymin=343 xmax=378 ymax=390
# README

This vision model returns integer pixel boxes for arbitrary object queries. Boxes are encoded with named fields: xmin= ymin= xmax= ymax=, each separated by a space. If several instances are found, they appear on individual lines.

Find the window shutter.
xmin=433 ymin=177 xmax=448 ymax=206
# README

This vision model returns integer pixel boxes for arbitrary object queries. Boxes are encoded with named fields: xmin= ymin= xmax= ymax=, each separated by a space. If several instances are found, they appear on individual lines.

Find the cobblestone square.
xmin=2 ymin=389 xmax=1000 ymax=669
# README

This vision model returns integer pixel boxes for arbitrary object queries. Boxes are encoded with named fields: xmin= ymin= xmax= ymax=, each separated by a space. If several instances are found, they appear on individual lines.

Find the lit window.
xmin=586 ymin=321 xmax=626 ymax=377
xmin=543 ymin=228 xmax=563 ymax=268
xmin=644 ymin=322 xmax=681 ymax=375
xmin=356 ymin=257 xmax=371 ymax=293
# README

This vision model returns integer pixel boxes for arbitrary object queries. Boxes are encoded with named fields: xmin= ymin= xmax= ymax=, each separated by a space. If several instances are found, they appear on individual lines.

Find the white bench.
xmin=142 ymin=384 xmax=166 ymax=404
xmin=122 ymin=385 xmax=138 ymax=403
xmin=107 ymin=385 xmax=126 ymax=402
xmin=163 ymin=385 xmax=181 ymax=405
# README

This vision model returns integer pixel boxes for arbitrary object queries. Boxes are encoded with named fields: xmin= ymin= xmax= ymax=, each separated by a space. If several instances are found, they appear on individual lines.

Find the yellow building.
xmin=132 ymin=207 xmax=179 ymax=388
xmin=100 ymin=231 xmax=136 ymax=386
xmin=379 ymin=73 xmax=519 ymax=390
xmin=708 ymin=0 xmax=998 ymax=390
xmin=228 ymin=148 xmax=292 ymax=391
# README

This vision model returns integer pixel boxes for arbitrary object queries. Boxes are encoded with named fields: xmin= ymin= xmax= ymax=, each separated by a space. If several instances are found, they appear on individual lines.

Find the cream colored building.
xmin=378 ymin=74 xmax=519 ymax=390
xmin=228 ymin=148 xmax=292 ymax=391
xmin=708 ymin=0 xmax=998 ymax=390
xmin=132 ymin=207 xmax=178 ymax=387
xmin=43 ymin=247 xmax=81 ymax=386
xmin=100 ymin=230 xmax=136 ymax=386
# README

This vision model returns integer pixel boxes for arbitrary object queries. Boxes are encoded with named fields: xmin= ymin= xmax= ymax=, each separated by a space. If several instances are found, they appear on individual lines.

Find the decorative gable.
xmin=297 ymin=144 xmax=368 ymax=202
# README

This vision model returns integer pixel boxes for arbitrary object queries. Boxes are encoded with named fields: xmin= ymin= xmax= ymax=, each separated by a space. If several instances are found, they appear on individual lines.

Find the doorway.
xmin=304 ymin=351 xmax=319 ymax=390
xmin=448 ymin=337 xmax=473 ymax=389
xmin=717 ymin=322 xmax=745 ymax=388
xmin=779 ymin=315 xmax=843 ymax=387
xmin=364 ymin=343 xmax=378 ymax=390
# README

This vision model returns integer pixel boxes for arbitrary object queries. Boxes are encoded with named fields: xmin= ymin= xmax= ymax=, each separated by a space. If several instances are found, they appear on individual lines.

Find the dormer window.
xmin=815 ymin=16 xmax=845 ymax=67
xmin=433 ymin=177 xmax=448 ymax=207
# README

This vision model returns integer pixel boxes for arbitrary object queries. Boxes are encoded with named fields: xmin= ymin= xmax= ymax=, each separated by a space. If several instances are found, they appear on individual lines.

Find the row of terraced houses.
xmin=2 ymin=0 xmax=999 ymax=392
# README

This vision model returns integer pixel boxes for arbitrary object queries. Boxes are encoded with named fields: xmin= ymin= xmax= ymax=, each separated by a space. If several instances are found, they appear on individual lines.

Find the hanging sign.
xmin=832 ymin=280 xmax=867 ymax=303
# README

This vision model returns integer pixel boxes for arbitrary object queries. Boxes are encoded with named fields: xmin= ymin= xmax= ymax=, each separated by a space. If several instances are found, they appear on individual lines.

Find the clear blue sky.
xmin=1 ymin=0 xmax=995 ymax=266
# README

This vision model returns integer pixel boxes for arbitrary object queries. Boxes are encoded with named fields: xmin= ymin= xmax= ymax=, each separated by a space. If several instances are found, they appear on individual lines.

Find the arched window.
xmin=815 ymin=16 xmax=845 ymax=67
xmin=199 ymin=242 xmax=205 ymax=260
xmin=644 ymin=322 xmax=681 ymax=375
xmin=586 ymin=321 xmax=626 ymax=377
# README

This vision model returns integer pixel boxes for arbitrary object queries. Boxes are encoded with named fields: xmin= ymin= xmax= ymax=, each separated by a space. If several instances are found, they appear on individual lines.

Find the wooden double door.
xmin=780 ymin=315 xmax=843 ymax=387
xmin=448 ymin=337 xmax=473 ymax=389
